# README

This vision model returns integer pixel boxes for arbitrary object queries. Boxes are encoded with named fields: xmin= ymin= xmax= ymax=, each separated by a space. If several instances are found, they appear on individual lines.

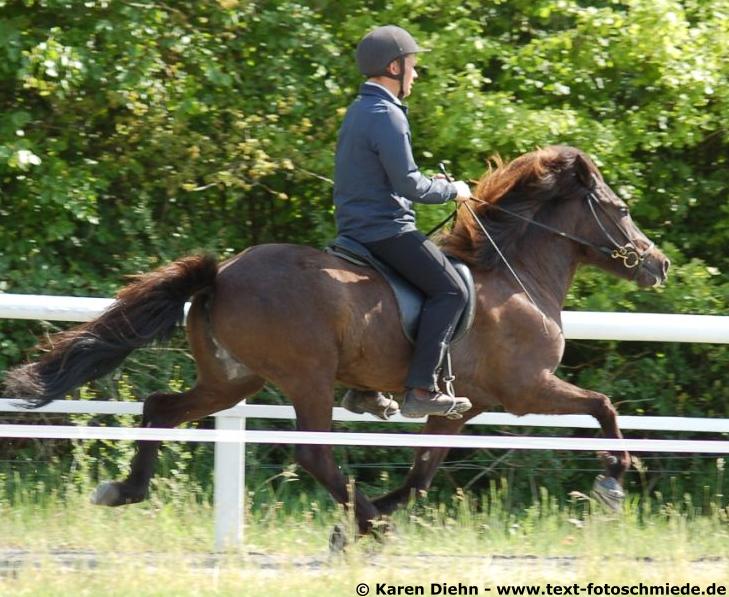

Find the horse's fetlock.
xmin=294 ymin=445 xmax=319 ymax=472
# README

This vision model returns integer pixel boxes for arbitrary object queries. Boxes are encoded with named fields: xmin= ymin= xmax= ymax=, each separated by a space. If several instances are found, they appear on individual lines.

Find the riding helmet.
xmin=355 ymin=25 xmax=430 ymax=77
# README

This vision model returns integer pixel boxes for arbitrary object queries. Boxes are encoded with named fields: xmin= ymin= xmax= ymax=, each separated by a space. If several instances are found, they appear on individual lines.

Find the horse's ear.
xmin=574 ymin=152 xmax=596 ymax=189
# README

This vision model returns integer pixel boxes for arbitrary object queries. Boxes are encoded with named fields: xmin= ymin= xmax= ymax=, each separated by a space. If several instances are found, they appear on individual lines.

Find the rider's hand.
xmin=452 ymin=180 xmax=472 ymax=203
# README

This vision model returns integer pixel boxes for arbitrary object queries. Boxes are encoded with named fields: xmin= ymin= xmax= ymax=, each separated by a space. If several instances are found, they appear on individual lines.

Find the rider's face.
xmin=400 ymin=55 xmax=418 ymax=98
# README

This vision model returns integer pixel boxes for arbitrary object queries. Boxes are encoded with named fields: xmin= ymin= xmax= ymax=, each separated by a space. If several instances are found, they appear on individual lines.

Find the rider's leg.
xmin=363 ymin=230 xmax=471 ymax=417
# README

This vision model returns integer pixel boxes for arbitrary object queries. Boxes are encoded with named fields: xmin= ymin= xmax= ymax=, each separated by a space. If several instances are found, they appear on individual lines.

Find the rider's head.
xmin=355 ymin=25 xmax=429 ymax=99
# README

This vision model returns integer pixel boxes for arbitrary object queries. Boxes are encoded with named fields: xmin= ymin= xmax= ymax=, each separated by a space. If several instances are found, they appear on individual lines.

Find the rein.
xmin=463 ymin=192 xmax=652 ymax=274
xmin=438 ymin=162 xmax=652 ymax=324
xmin=459 ymin=199 xmax=541 ymax=309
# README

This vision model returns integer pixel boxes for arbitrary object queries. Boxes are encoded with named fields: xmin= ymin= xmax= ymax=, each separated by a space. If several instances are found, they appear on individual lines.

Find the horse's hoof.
xmin=90 ymin=481 xmax=121 ymax=506
xmin=371 ymin=518 xmax=397 ymax=543
xmin=592 ymin=475 xmax=624 ymax=511
xmin=90 ymin=481 xmax=144 ymax=507
xmin=599 ymin=452 xmax=619 ymax=467
xmin=329 ymin=524 xmax=349 ymax=553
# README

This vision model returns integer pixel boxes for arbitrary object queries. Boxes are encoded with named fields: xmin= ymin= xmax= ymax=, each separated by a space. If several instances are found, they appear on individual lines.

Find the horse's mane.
xmin=439 ymin=145 xmax=598 ymax=270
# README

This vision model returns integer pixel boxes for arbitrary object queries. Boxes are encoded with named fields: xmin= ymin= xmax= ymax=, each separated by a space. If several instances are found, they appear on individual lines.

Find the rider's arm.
xmin=371 ymin=107 xmax=457 ymax=204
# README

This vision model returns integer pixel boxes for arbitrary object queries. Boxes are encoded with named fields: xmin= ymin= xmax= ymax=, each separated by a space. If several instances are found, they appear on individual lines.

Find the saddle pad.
xmin=325 ymin=235 xmax=476 ymax=344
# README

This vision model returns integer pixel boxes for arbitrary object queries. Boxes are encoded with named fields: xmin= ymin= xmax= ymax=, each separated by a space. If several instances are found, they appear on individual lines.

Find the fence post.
xmin=213 ymin=403 xmax=246 ymax=550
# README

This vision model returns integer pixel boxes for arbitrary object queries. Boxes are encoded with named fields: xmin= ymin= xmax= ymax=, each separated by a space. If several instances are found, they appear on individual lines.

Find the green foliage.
xmin=1 ymin=0 xmax=728 ymax=505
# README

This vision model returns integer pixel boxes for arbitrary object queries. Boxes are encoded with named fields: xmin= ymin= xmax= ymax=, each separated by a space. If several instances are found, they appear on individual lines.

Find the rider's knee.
xmin=449 ymin=278 xmax=469 ymax=310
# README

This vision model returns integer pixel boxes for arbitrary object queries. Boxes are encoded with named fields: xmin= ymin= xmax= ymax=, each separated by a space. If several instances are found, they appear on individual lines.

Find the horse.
xmin=4 ymin=145 xmax=670 ymax=536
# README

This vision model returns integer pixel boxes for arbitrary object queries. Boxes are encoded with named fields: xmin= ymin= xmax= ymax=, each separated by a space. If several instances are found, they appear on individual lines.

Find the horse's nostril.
xmin=663 ymin=258 xmax=671 ymax=276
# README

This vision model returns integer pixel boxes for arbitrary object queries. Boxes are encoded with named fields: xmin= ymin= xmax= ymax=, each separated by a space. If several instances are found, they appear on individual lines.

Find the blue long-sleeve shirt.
xmin=333 ymin=83 xmax=457 ymax=243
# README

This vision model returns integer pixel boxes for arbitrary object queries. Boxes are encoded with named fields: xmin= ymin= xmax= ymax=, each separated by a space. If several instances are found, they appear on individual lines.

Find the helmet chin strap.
xmin=382 ymin=55 xmax=406 ymax=99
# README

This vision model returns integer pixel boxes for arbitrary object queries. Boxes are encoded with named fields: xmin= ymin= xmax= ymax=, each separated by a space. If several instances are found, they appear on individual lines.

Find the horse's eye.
xmin=619 ymin=206 xmax=629 ymax=216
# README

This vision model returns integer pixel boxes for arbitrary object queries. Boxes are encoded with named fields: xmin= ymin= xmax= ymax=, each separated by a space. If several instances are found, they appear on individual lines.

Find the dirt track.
xmin=1 ymin=549 xmax=726 ymax=576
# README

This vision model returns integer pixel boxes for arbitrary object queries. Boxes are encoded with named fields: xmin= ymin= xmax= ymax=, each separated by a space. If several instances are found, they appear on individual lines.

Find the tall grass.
xmin=2 ymin=467 xmax=729 ymax=595
xmin=3 ymin=459 xmax=728 ymax=555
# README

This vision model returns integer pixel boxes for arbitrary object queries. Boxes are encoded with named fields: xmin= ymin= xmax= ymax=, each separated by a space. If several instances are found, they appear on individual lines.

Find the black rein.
xmin=468 ymin=192 xmax=652 ymax=274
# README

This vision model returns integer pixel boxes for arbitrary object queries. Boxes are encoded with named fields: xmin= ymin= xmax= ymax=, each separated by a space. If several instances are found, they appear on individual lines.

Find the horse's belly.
xmin=335 ymin=315 xmax=413 ymax=392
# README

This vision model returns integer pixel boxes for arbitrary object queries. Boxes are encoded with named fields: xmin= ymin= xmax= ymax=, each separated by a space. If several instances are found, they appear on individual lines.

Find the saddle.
xmin=325 ymin=235 xmax=476 ymax=344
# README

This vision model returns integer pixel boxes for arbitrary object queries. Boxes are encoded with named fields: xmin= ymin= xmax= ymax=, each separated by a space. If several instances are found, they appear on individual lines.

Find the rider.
xmin=334 ymin=25 xmax=473 ymax=419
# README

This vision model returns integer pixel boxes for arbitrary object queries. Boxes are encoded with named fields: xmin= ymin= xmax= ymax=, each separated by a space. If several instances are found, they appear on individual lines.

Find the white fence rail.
xmin=3 ymin=399 xmax=729 ymax=549
xmin=4 ymin=419 xmax=729 ymax=451
xmin=3 ymin=293 xmax=729 ymax=343
xmin=1 ymin=293 xmax=729 ymax=549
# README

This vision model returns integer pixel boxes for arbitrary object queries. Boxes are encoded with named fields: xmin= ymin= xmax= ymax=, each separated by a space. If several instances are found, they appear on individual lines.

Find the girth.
xmin=325 ymin=235 xmax=476 ymax=344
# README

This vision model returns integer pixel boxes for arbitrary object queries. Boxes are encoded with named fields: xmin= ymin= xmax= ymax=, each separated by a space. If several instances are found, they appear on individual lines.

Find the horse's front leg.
xmin=505 ymin=371 xmax=629 ymax=509
xmin=373 ymin=409 xmax=480 ymax=516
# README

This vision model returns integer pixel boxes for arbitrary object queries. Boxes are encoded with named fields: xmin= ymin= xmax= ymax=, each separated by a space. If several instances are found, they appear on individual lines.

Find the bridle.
xmin=465 ymin=191 xmax=653 ymax=274
xmin=584 ymin=193 xmax=653 ymax=270
xmin=450 ymin=190 xmax=655 ymax=328
xmin=433 ymin=163 xmax=656 ymax=320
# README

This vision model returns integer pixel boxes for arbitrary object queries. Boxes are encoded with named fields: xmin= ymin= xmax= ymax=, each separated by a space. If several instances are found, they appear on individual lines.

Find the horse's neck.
xmin=491 ymin=234 xmax=579 ymax=319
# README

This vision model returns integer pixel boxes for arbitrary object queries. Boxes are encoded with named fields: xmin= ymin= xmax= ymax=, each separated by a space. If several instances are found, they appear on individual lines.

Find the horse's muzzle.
xmin=637 ymin=250 xmax=670 ymax=288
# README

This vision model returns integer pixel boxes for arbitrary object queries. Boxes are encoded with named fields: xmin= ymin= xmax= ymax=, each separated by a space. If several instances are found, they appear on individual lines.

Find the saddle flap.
xmin=323 ymin=236 xmax=371 ymax=267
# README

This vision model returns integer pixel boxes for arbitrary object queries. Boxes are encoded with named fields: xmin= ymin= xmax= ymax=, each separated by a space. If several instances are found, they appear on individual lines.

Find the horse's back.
xmin=203 ymin=244 xmax=407 ymax=385
xmin=217 ymin=243 xmax=375 ymax=302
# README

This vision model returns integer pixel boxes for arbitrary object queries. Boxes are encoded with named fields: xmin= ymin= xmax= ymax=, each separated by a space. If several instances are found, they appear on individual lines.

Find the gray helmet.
xmin=355 ymin=25 xmax=430 ymax=77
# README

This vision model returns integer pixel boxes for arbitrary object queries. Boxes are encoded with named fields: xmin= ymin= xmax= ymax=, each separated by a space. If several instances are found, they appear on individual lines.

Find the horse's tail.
xmin=4 ymin=254 xmax=218 ymax=409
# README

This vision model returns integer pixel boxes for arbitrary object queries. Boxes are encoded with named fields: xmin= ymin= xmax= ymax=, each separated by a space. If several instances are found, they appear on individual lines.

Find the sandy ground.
xmin=0 ymin=549 xmax=726 ymax=576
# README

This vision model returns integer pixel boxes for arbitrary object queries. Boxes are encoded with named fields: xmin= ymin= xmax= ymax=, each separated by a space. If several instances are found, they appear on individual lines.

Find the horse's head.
xmin=441 ymin=145 xmax=669 ymax=288
xmin=558 ymin=148 xmax=670 ymax=288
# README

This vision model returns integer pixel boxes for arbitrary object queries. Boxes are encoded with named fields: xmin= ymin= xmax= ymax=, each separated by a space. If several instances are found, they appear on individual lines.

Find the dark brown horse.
xmin=4 ymin=145 xmax=669 ymax=534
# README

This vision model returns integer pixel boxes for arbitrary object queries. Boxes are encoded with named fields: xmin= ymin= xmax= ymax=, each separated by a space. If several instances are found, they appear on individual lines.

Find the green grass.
xmin=1 ymin=476 xmax=729 ymax=595
xmin=5 ymin=561 xmax=729 ymax=597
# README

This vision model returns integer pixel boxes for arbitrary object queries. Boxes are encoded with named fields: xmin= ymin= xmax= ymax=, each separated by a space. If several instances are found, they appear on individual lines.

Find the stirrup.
xmin=441 ymin=347 xmax=457 ymax=398
xmin=442 ymin=395 xmax=471 ymax=420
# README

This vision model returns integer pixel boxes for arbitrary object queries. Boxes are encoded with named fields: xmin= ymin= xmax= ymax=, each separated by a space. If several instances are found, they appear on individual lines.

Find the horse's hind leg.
xmin=91 ymin=376 xmax=264 ymax=507
xmin=283 ymin=379 xmax=380 ymax=535
xmin=92 ymin=289 xmax=264 ymax=506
